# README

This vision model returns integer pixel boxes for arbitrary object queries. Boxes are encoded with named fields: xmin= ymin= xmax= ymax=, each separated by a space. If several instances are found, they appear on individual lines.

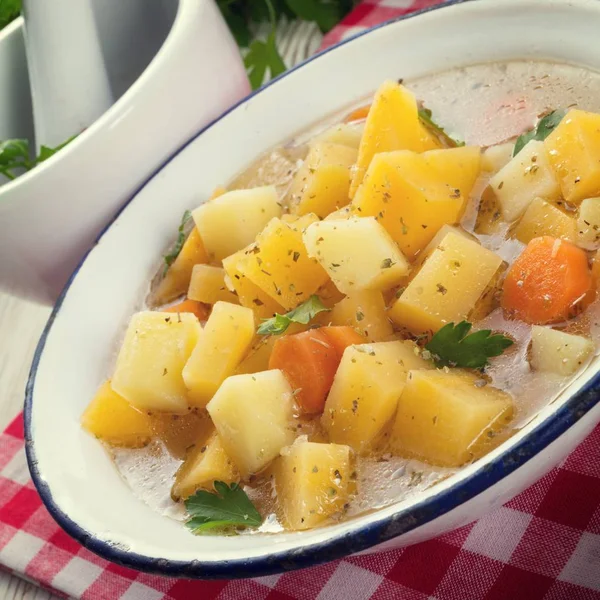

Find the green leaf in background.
xmin=513 ymin=109 xmax=566 ymax=156
xmin=285 ymin=0 xmax=344 ymax=33
xmin=0 ymin=0 xmax=21 ymax=30
xmin=244 ymin=31 xmax=286 ymax=89
xmin=37 ymin=134 xmax=77 ymax=163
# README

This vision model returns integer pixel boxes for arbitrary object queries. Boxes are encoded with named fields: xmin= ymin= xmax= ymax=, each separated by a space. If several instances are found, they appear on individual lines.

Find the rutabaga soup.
xmin=82 ymin=61 xmax=600 ymax=535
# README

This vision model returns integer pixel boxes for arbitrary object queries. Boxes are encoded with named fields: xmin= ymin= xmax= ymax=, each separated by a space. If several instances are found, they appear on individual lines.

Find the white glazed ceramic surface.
xmin=25 ymin=0 xmax=600 ymax=577
xmin=0 ymin=0 xmax=249 ymax=303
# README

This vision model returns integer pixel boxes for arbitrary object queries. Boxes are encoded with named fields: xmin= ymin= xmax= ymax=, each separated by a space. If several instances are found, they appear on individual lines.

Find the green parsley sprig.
xmin=257 ymin=294 xmax=329 ymax=335
xmin=0 ymin=0 xmax=21 ymax=30
xmin=163 ymin=210 xmax=192 ymax=273
xmin=185 ymin=481 xmax=262 ymax=535
xmin=418 ymin=107 xmax=465 ymax=148
xmin=513 ymin=109 xmax=566 ymax=156
xmin=425 ymin=321 xmax=514 ymax=369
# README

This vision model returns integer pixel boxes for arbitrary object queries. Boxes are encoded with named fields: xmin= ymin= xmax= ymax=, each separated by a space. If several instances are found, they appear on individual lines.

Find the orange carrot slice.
xmin=344 ymin=104 xmax=371 ymax=123
xmin=163 ymin=299 xmax=209 ymax=321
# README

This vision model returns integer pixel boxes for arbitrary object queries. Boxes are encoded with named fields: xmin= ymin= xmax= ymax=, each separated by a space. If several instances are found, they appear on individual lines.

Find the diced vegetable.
xmin=112 ymin=312 xmax=201 ymax=413
xmin=234 ymin=336 xmax=276 ymax=375
xmin=502 ymin=236 xmax=593 ymax=324
xmin=172 ymin=432 xmax=239 ymax=500
xmin=149 ymin=410 xmax=213 ymax=460
xmin=344 ymin=104 xmax=370 ymax=123
xmin=163 ymin=299 xmax=209 ymax=321
xmin=187 ymin=265 xmax=239 ymax=305
xmin=275 ymin=440 xmax=354 ymax=530
xmin=545 ymin=109 xmax=600 ymax=204
xmin=423 ymin=146 xmax=482 ymax=200
xmin=489 ymin=140 xmax=560 ymax=222
xmin=322 ymin=341 xmax=433 ymax=453
xmin=391 ymin=370 xmax=514 ymax=467
xmin=481 ymin=142 xmax=514 ymax=174
xmin=351 ymin=150 xmax=466 ymax=259
xmin=416 ymin=224 xmax=477 ymax=267
xmin=330 ymin=291 xmax=393 ymax=341
xmin=269 ymin=326 xmax=365 ymax=414
xmin=303 ymin=217 xmax=410 ymax=294
xmin=289 ymin=142 xmax=357 ymax=218
xmin=183 ymin=302 xmax=255 ymax=407
xmin=389 ymin=232 xmax=503 ymax=334
xmin=530 ymin=326 xmax=595 ymax=376
xmin=206 ymin=370 xmax=295 ymax=476
xmin=313 ymin=122 xmax=364 ymax=148
xmin=81 ymin=381 xmax=153 ymax=448
xmin=512 ymin=197 xmax=576 ymax=245
xmin=235 ymin=216 xmax=329 ymax=310
xmin=577 ymin=197 xmax=600 ymax=248
xmin=192 ymin=186 xmax=282 ymax=260
xmin=350 ymin=81 xmax=440 ymax=197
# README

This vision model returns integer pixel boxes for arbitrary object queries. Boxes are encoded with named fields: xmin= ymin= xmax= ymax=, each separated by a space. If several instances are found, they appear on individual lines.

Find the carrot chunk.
xmin=163 ymin=299 xmax=209 ymax=321
xmin=322 ymin=326 xmax=366 ymax=355
xmin=344 ymin=104 xmax=371 ymax=123
xmin=502 ymin=236 xmax=593 ymax=324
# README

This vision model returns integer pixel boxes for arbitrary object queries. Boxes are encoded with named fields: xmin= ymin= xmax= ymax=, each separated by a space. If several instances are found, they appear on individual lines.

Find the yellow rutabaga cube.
xmin=422 ymin=146 xmax=482 ymax=200
xmin=150 ymin=410 xmax=214 ymax=459
xmin=577 ymin=197 xmax=600 ymax=248
xmin=414 ymin=224 xmax=477 ymax=269
xmin=322 ymin=341 xmax=432 ymax=453
xmin=351 ymin=151 xmax=465 ymax=259
xmin=222 ymin=248 xmax=284 ymax=320
xmin=192 ymin=186 xmax=282 ymax=260
xmin=275 ymin=440 xmax=354 ymax=530
xmin=235 ymin=216 xmax=329 ymax=310
xmin=81 ymin=381 xmax=153 ymax=448
xmin=512 ymin=197 xmax=576 ymax=244
xmin=183 ymin=302 xmax=254 ymax=407
xmin=112 ymin=312 xmax=201 ymax=413
xmin=187 ymin=264 xmax=239 ymax=305
xmin=389 ymin=232 xmax=503 ymax=334
xmin=391 ymin=370 xmax=514 ymax=467
xmin=313 ymin=122 xmax=365 ymax=149
xmin=530 ymin=326 xmax=595 ymax=376
xmin=289 ymin=142 xmax=358 ymax=218
xmin=350 ymin=81 xmax=440 ymax=197
xmin=545 ymin=109 xmax=600 ymax=204
xmin=172 ymin=431 xmax=239 ymax=500
xmin=481 ymin=142 xmax=514 ymax=174
xmin=330 ymin=291 xmax=393 ymax=341
xmin=207 ymin=370 xmax=295 ymax=476
xmin=303 ymin=217 xmax=410 ymax=295
xmin=490 ymin=140 xmax=560 ymax=222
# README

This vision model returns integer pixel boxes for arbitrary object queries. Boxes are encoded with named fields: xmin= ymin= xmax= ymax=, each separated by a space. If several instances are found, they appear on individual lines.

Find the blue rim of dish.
xmin=23 ymin=0 xmax=600 ymax=580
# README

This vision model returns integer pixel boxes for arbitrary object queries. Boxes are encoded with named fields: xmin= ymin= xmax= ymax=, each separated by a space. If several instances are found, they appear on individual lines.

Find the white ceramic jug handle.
xmin=22 ymin=0 xmax=114 ymax=150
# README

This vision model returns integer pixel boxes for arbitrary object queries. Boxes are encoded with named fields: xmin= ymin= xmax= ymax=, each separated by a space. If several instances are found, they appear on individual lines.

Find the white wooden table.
xmin=0 ymin=21 xmax=322 ymax=600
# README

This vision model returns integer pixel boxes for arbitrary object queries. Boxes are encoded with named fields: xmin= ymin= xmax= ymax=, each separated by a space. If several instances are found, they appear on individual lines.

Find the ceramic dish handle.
xmin=22 ymin=0 xmax=114 ymax=149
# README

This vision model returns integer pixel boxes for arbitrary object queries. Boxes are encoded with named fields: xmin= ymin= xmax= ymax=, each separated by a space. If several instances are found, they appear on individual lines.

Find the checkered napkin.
xmin=2 ymin=1 xmax=600 ymax=598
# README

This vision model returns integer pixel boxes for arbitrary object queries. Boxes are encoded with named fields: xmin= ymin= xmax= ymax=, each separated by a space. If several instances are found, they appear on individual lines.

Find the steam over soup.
xmin=82 ymin=61 xmax=600 ymax=535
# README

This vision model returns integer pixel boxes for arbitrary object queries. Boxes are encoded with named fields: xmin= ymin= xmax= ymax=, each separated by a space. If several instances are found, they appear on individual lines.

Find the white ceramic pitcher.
xmin=0 ymin=0 xmax=250 ymax=304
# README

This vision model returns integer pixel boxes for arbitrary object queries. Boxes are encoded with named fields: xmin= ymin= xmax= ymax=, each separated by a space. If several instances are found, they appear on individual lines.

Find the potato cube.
xmin=234 ymin=336 xmax=276 ymax=375
xmin=313 ymin=122 xmax=364 ymax=149
xmin=172 ymin=431 xmax=239 ymax=500
xmin=150 ymin=410 xmax=214 ymax=459
xmin=183 ymin=302 xmax=254 ymax=407
xmin=423 ymin=146 xmax=482 ymax=200
xmin=416 ymin=224 xmax=477 ymax=267
xmin=389 ymin=232 xmax=503 ymax=334
xmin=330 ymin=291 xmax=393 ymax=341
xmin=81 ymin=381 xmax=153 ymax=448
xmin=188 ymin=264 xmax=239 ymax=305
xmin=577 ymin=197 xmax=600 ymax=248
xmin=192 ymin=186 xmax=282 ymax=260
xmin=513 ymin=197 xmax=576 ymax=244
xmin=303 ymin=217 xmax=409 ymax=294
xmin=222 ymin=248 xmax=284 ymax=320
xmin=322 ymin=341 xmax=432 ymax=453
xmin=207 ymin=370 xmax=295 ymax=476
xmin=530 ymin=326 xmax=594 ymax=376
xmin=236 ymin=217 xmax=329 ymax=310
xmin=391 ymin=370 xmax=514 ymax=467
xmin=545 ymin=109 xmax=600 ymax=204
xmin=481 ymin=142 xmax=514 ymax=174
xmin=275 ymin=440 xmax=354 ymax=530
xmin=490 ymin=140 xmax=560 ymax=222
xmin=352 ymin=151 xmax=465 ymax=259
xmin=289 ymin=142 xmax=357 ymax=218
xmin=350 ymin=81 xmax=440 ymax=196
xmin=112 ymin=312 xmax=201 ymax=413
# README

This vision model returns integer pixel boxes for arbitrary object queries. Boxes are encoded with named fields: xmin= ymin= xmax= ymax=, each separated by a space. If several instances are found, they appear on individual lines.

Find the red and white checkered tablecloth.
xmin=2 ymin=1 xmax=600 ymax=598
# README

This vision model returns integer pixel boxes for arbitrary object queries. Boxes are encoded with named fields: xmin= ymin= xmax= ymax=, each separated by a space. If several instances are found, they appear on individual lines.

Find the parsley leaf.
xmin=185 ymin=481 xmax=262 ymax=535
xmin=425 ymin=321 xmax=514 ymax=369
xmin=513 ymin=109 xmax=566 ymax=157
xmin=285 ymin=0 xmax=345 ymax=33
xmin=0 ymin=0 xmax=21 ymax=30
xmin=418 ymin=107 xmax=465 ymax=148
xmin=244 ymin=30 xmax=286 ymax=89
xmin=163 ymin=210 xmax=192 ymax=272
xmin=257 ymin=294 xmax=330 ymax=335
